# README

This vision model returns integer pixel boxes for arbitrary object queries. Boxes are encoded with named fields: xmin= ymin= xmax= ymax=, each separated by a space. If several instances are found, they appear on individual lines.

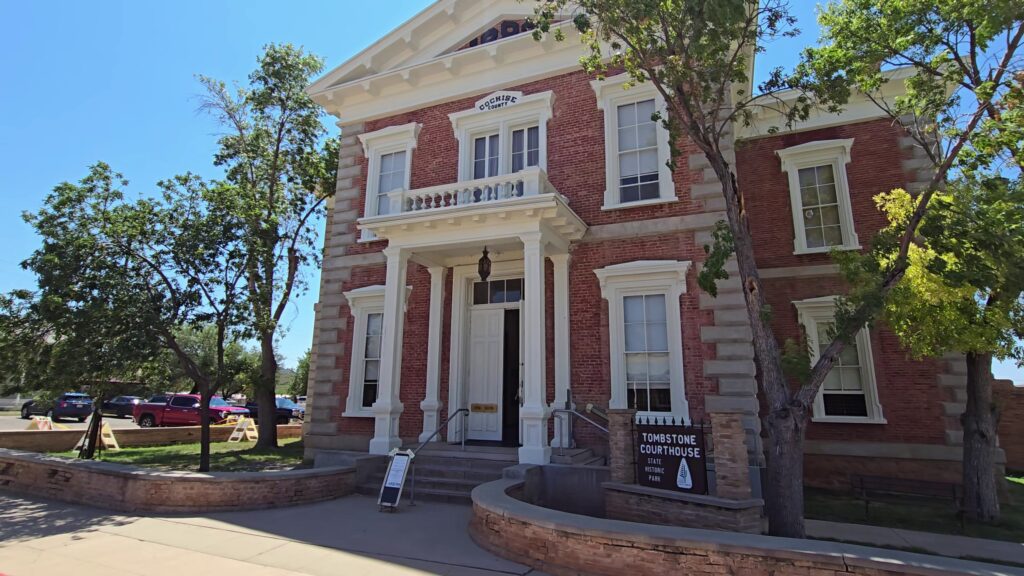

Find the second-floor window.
xmin=777 ymin=139 xmax=860 ymax=255
xmin=376 ymin=151 xmax=407 ymax=216
xmin=450 ymin=91 xmax=553 ymax=182
xmin=473 ymin=133 xmax=500 ymax=179
xmin=591 ymin=73 xmax=676 ymax=210
xmin=511 ymin=126 xmax=539 ymax=172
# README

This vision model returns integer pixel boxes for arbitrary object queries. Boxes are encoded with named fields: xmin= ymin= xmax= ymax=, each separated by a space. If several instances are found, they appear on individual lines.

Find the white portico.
xmin=358 ymin=167 xmax=586 ymax=465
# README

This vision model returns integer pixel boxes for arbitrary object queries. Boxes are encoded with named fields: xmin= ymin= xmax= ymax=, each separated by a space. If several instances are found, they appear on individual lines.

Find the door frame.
xmin=447 ymin=259 xmax=524 ymax=443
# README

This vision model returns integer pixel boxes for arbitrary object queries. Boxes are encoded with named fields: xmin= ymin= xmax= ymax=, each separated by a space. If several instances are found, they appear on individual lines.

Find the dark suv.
xmin=244 ymin=397 xmax=304 ymax=425
xmin=21 ymin=393 xmax=94 ymax=422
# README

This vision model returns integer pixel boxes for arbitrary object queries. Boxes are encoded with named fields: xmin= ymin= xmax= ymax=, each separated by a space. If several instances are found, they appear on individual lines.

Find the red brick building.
xmin=302 ymin=0 xmax=1005 ymax=494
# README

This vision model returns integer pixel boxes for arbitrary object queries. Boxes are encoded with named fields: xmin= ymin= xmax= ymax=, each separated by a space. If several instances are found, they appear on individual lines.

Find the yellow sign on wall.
xmin=470 ymin=403 xmax=498 ymax=413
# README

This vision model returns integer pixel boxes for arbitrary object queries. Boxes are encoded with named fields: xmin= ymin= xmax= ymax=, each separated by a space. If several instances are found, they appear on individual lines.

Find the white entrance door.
xmin=467 ymin=308 xmax=504 ymax=441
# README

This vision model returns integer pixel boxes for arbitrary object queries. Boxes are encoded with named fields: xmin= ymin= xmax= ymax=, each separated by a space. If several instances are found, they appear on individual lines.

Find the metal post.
xmin=410 ymin=461 xmax=417 ymax=506
xmin=461 ymin=411 xmax=467 ymax=451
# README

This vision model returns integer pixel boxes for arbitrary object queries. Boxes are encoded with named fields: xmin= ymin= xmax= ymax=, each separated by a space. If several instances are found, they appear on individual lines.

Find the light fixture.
xmin=478 ymin=247 xmax=492 ymax=282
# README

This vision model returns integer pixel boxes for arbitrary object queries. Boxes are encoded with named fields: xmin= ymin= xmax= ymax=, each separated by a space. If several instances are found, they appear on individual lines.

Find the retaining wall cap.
xmin=471 ymin=479 xmax=1021 ymax=576
xmin=0 ymin=447 xmax=355 ymax=482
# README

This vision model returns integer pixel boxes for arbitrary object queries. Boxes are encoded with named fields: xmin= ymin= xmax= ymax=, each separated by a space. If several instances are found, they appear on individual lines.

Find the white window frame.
xmin=449 ymin=91 xmax=553 ymax=181
xmin=357 ymin=122 xmax=421 ymax=240
xmin=776 ymin=139 xmax=860 ymax=255
xmin=590 ymin=72 xmax=676 ymax=211
xmin=342 ymin=284 xmax=412 ymax=417
xmin=793 ymin=296 xmax=885 ymax=424
xmin=595 ymin=260 xmax=691 ymax=422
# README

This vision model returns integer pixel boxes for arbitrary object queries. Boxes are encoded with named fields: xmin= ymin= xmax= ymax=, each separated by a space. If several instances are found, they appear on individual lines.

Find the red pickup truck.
xmin=133 ymin=394 xmax=250 ymax=428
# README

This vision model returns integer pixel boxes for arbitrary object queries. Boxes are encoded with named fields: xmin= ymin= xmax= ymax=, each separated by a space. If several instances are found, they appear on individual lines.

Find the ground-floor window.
xmin=342 ymin=285 xmax=400 ymax=418
xmin=594 ymin=260 xmax=691 ymax=421
xmin=793 ymin=296 xmax=885 ymax=424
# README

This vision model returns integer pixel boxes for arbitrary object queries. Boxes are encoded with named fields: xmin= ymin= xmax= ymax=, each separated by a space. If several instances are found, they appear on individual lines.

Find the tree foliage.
xmin=198 ymin=43 xmax=339 ymax=448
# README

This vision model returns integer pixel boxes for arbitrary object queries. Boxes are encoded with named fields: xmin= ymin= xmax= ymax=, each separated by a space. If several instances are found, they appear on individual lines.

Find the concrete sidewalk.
xmin=807 ymin=519 xmax=1024 ymax=567
xmin=0 ymin=493 xmax=545 ymax=576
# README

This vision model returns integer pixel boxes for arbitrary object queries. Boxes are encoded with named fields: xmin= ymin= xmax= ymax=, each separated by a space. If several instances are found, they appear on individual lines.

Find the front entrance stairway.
xmin=354 ymin=443 xmax=605 ymax=504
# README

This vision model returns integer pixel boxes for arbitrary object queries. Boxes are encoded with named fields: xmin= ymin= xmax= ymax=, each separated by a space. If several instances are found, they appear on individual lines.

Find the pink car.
xmin=133 ymin=394 xmax=249 ymax=427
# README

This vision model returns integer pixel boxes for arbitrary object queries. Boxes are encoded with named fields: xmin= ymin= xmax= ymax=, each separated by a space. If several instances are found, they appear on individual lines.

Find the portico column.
xmin=419 ymin=266 xmax=446 ymax=443
xmin=549 ymin=252 xmax=572 ymax=449
xmin=519 ymin=232 xmax=551 ymax=464
xmin=370 ymin=246 xmax=409 ymax=455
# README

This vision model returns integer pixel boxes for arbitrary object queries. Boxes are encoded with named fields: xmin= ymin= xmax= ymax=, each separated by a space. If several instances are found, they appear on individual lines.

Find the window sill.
xmin=811 ymin=416 xmax=886 ymax=425
xmin=601 ymin=197 xmax=679 ymax=212
xmin=793 ymin=243 xmax=861 ymax=256
xmin=342 ymin=409 xmax=375 ymax=418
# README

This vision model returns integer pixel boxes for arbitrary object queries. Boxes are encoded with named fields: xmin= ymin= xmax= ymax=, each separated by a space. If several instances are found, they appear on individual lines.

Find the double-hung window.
xmin=450 ymin=91 xmax=553 ymax=183
xmin=591 ymin=73 xmax=675 ymax=210
xmin=793 ymin=296 xmax=885 ymax=423
xmin=595 ymin=260 xmax=691 ymax=421
xmin=342 ymin=285 xmax=411 ymax=417
xmin=777 ymin=139 xmax=860 ymax=254
xmin=357 ymin=123 xmax=421 ymax=239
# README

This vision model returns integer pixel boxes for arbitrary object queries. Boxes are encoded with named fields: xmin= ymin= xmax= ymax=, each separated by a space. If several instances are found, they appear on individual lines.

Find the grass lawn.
xmin=805 ymin=476 xmax=1024 ymax=543
xmin=54 ymin=438 xmax=306 ymax=473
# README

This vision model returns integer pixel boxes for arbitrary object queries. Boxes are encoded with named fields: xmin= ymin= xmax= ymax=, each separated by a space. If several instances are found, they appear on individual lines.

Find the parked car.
xmin=21 ymin=393 xmax=93 ymax=422
xmin=100 ymin=395 xmax=141 ymax=418
xmin=244 ymin=397 xmax=304 ymax=425
xmin=296 ymin=395 xmax=307 ymax=409
xmin=132 ymin=394 xmax=249 ymax=428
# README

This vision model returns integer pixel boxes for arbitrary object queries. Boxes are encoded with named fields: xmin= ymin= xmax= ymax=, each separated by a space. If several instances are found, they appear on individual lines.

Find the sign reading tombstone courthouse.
xmin=635 ymin=421 xmax=707 ymax=494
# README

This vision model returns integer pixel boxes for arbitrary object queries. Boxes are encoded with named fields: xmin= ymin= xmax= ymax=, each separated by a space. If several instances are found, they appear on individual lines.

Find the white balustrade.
xmin=384 ymin=166 xmax=556 ymax=215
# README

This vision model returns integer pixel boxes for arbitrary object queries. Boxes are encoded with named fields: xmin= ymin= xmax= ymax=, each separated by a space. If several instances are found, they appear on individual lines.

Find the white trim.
xmin=776 ymin=139 xmax=860 ymax=255
xmin=594 ymin=260 xmax=692 ymax=422
xmin=590 ymin=73 xmax=675 ymax=210
xmin=449 ymin=91 xmax=554 ymax=181
xmin=447 ymin=259 xmax=525 ymax=442
xmin=793 ymin=296 xmax=885 ymax=424
xmin=342 ymin=284 xmax=412 ymax=418
xmin=358 ymin=122 xmax=422 ymax=240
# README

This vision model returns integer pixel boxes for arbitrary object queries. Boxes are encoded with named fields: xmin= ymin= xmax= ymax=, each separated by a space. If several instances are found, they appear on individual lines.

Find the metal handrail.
xmin=413 ymin=408 xmax=469 ymax=454
xmin=409 ymin=408 xmax=469 ymax=506
xmin=552 ymin=408 xmax=609 ymax=457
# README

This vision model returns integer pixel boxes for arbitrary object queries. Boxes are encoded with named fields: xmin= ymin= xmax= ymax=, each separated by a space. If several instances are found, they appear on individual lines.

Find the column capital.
xmin=382 ymin=245 xmax=409 ymax=260
xmin=519 ymin=231 xmax=547 ymax=247
xmin=548 ymin=252 xmax=571 ymax=265
xmin=427 ymin=265 xmax=447 ymax=280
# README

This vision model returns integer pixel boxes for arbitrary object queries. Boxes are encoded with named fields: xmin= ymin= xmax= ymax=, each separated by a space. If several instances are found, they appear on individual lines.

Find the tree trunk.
xmin=962 ymin=351 xmax=1000 ymax=522
xmin=254 ymin=333 xmax=279 ymax=449
xmin=706 ymin=154 xmax=808 ymax=538
xmin=199 ymin=390 xmax=211 ymax=472
xmin=764 ymin=406 xmax=807 ymax=537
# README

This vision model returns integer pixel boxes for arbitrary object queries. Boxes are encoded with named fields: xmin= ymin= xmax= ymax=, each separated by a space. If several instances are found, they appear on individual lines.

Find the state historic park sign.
xmin=635 ymin=420 xmax=708 ymax=494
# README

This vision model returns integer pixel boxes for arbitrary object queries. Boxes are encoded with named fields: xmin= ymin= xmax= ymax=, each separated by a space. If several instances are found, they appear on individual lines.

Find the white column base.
xmin=518 ymin=405 xmax=551 ymax=465
xmin=369 ymin=401 xmax=404 ymax=455
xmin=418 ymin=399 xmax=443 ymax=443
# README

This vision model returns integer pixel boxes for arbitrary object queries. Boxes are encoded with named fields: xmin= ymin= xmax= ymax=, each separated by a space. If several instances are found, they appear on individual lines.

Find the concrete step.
xmin=409 ymin=465 xmax=504 ymax=482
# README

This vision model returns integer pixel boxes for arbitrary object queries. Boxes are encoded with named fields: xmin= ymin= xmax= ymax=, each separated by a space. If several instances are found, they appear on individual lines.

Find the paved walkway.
xmin=807 ymin=519 xmax=1024 ymax=567
xmin=0 ymin=493 xmax=545 ymax=576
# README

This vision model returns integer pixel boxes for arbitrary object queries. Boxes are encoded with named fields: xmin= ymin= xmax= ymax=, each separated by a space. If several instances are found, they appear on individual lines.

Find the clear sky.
xmin=0 ymin=1 xmax=1020 ymax=383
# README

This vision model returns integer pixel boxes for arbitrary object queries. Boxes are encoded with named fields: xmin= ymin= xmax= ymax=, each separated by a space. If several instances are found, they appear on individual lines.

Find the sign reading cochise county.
xmin=475 ymin=91 xmax=523 ymax=112
xmin=635 ymin=420 xmax=708 ymax=494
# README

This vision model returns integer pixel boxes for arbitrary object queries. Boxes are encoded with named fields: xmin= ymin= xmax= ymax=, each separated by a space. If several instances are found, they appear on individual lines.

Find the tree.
xmin=869 ymin=176 xmax=1024 ymax=521
xmin=197 ymin=44 xmax=339 ymax=448
xmin=13 ymin=164 xmax=250 ymax=471
xmin=804 ymin=1 xmax=1024 ymax=524
xmin=289 ymin=349 xmax=311 ymax=398
xmin=146 ymin=324 xmax=260 ymax=401
xmin=532 ymin=0 xmax=1022 ymax=536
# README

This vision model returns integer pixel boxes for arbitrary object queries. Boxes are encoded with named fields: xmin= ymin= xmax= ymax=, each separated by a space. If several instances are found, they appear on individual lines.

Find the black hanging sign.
xmin=378 ymin=449 xmax=414 ymax=510
xmin=635 ymin=420 xmax=708 ymax=494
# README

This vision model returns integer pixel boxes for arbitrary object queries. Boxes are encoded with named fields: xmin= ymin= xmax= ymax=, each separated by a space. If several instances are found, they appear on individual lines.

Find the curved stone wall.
xmin=470 ymin=479 xmax=1011 ymax=576
xmin=0 ymin=448 xmax=354 ymax=513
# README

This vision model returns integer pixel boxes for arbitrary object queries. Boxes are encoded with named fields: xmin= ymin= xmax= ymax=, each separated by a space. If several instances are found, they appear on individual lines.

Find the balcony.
xmin=358 ymin=166 xmax=587 ymax=252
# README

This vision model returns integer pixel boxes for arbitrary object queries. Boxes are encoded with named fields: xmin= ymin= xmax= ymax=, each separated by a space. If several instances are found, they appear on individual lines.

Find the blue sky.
xmin=0 ymin=1 xmax=1020 ymax=382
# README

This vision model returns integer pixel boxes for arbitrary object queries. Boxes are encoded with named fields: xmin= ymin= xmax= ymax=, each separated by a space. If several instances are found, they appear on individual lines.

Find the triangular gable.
xmin=308 ymin=0 xmax=567 ymax=95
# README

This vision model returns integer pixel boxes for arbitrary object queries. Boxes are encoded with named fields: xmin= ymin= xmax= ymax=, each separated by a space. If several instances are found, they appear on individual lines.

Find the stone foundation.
xmin=604 ymin=482 xmax=763 ymax=533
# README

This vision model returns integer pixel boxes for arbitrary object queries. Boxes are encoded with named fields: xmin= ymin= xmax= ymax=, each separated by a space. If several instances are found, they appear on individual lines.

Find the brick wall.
xmin=472 ymin=479 xmax=993 ymax=576
xmin=0 ymin=447 xmax=354 ymax=513
xmin=603 ymin=488 xmax=763 ymax=533
xmin=0 ymin=424 xmax=303 ymax=454
xmin=996 ymin=380 xmax=1024 ymax=473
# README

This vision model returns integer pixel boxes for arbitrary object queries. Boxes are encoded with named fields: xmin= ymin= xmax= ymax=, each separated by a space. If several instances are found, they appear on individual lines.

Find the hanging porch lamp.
xmin=478 ymin=247 xmax=492 ymax=282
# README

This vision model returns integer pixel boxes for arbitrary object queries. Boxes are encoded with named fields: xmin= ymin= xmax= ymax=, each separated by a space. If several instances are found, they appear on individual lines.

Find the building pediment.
xmin=307 ymin=0 xmax=581 ymax=125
